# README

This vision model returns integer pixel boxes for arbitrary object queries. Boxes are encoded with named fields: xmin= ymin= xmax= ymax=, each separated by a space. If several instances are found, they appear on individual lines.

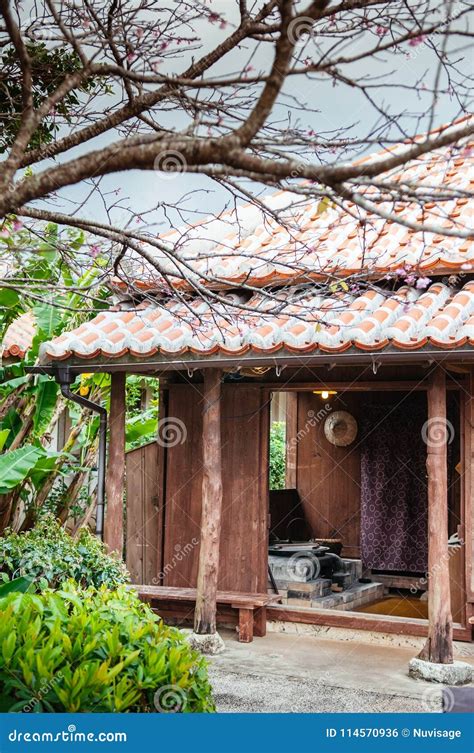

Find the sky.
xmin=13 ymin=1 xmax=474 ymax=233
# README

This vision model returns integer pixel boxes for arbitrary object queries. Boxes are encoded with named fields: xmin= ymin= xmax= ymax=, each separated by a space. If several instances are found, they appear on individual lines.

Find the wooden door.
xmin=125 ymin=441 xmax=163 ymax=584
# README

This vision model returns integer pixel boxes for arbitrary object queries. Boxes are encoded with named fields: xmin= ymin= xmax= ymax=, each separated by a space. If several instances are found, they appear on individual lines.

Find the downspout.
xmin=54 ymin=366 xmax=107 ymax=540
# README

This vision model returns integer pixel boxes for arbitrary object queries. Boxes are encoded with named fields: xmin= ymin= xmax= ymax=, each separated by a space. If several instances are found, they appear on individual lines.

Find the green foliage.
xmin=0 ymin=43 xmax=99 ymax=153
xmin=125 ymin=376 xmax=159 ymax=450
xmin=0 ymin=515 xmax=128 ymax=589
xmin=0 ymin=576 xmax=35 ymax=597
xmin=32 ymin=381 xmax=59 ymax=436
xmin=0 ymin=445 xmax=45 ymax=494
xmin=0 ymin=582 xmax=215 ymax=712
xmin=0 ymin=443 xmax=66 ymax=494
xmin=269 ymin=421 xmax=286 ymax=490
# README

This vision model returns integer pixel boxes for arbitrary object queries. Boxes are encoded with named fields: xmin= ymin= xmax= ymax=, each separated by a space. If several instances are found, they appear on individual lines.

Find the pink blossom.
xmin=409 ymin=35 xmax=425 ymax=47
xmin=126 ymin=52 xmax=136 ymax=63
xmin=12 ymin=219 xmax=23 ymax=231
xmin=0 ymin=228 xmax=9 ymax=238
xmin=375 ymin=25 xmax=388 ymax=36
xmin=415 ymin=276 xmax=431 ymax=290
xmin=90 ymin=244 xmax=101 ymax=258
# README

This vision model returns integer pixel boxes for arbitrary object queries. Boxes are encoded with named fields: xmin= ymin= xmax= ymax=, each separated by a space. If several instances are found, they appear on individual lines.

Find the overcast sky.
xmin=19 ymin=1 xmax=474 ymax=232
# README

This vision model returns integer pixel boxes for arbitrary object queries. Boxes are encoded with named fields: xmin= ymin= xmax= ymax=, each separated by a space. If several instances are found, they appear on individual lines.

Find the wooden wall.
xmin=144 ymin=383 xmax=269 ymax=593
xmin=295 ymin=392 xmax=362 ymax=557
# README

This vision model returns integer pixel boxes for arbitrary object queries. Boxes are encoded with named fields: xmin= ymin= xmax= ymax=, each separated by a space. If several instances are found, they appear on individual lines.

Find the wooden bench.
xmin=133 ymin=585 xmax=280 ymax=643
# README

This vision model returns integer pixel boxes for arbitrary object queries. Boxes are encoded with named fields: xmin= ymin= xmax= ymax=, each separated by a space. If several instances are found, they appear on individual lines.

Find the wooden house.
xmin=34 ymin=140 xmax=474 ymax=662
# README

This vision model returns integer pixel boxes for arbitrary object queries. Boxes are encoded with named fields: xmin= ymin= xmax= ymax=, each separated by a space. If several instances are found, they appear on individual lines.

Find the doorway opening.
xmin=267 ymin=388 xmax=463 ymax=623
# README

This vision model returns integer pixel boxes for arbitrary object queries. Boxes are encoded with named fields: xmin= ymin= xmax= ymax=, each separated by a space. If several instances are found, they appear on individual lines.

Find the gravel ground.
xmin=209 ymin=667 xmax=442 ymax=713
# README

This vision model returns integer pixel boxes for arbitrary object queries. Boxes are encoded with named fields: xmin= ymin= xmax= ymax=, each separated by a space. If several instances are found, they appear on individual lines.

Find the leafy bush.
xmin=0 ymin=515 xmax=128 ymax=589
xmin=0 ymin=582 xmax=215 ymax=712
xmin=269 ymin=421 xmax=286 ymax=490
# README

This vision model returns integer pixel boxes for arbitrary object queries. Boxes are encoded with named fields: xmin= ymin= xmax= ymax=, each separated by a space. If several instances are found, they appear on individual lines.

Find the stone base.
xmin=408 ymin=657 xmax=472 ymax=685
xmin=187 ymin=631 xmax=225 ymax=655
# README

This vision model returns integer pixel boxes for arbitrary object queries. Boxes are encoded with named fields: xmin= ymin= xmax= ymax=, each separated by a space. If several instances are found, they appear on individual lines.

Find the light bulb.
xmin=321 ymin=390 xmax=329 ymax=400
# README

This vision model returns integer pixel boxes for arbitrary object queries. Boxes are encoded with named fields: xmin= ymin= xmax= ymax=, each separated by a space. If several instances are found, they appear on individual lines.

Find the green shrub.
xmin=269 ymin=421 xmax=286 ymax=490
xmin=0 ymin=515 xmax=128 ymax=589
xmin=0 ymin=582 xmax=215 ymax=713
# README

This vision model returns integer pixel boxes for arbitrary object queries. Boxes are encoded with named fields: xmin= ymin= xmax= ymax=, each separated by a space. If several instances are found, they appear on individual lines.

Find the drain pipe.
xmin=54 ymin=366 xmax=107 ymax=540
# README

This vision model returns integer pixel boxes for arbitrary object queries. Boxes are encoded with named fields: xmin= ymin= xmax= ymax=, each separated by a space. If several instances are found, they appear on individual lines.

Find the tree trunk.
xmin=418 ymin=366 xmax=453 ymax=664
xmin=104 ymin=372 xmax=125 ymax=555
xmin=194 ymin=369 xmax=223 ymax=635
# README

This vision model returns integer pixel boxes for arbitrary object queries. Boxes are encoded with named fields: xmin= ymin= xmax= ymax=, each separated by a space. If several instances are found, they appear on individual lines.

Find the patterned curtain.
xmin=360 ymin=395 xmax=428 ymax=573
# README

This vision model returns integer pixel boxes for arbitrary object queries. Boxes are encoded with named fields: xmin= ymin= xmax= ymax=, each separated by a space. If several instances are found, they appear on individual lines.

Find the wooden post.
xmin=285 ymin=392 xmax=298 ymax=488
xmin=465 ymin=367 xmax=474 ymax=606
xmin=194 ymin=369 xmax=223 ymax=635
xmin=418 ymin=366 xmax=453 ymax=664
xmin=104 ymin=372 xmax=126 ymax=556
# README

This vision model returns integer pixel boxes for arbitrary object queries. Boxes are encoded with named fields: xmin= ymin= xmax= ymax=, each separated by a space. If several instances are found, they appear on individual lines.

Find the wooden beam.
xmin=418 ymin=366 xmax=453 ymax=664
xmin=104 ymin=372 xmax=126 ymax=555
xmin=266 ymin=605 xmax=472 ymax=641
xmin=194 ymin=369 xmax=223 ymax=635
xmin=261 ymin=380 xmax=465 ymax=392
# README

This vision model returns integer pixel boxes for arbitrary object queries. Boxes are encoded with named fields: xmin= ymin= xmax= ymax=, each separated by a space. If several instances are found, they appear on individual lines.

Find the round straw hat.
xmin=324 ymin=410 xmax=358 ymax=447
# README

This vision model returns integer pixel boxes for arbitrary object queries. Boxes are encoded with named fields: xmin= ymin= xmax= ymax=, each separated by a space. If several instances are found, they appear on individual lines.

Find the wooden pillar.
xmin=104 ymin=372 xmax=126 ymax=556
xmin=464 ymin=367 xmax=474 ymax=623
xmin=418 ymin=366 xmax=453 ymax=664
xmin=285 ymin=392 xmax=298 ymax=488
xmin=194 ymin=369 xmax=223 ymax=635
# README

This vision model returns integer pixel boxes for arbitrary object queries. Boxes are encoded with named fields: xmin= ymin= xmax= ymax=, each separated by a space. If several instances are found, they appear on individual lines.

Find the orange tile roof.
xmin=1 ymin=312 xmax=36 ymax=360
xmin=115 ymin=137 xmax=473 ymax=292
xmin=39 ymin=279 xmax=474 ymax=364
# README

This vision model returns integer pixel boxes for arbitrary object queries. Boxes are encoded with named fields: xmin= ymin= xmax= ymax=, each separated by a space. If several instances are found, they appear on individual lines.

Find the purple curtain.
xmin=360 ymin=397 xmax=428 ymax=573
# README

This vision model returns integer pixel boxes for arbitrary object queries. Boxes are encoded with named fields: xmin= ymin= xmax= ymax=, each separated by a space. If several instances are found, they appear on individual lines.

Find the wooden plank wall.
xmin=296 ymin=392 xmax=361 ymax=557
xmin=125 ymin=441 xmax=163 ymax=584
xmin=163 ymin=383 xmax=269 ymax=593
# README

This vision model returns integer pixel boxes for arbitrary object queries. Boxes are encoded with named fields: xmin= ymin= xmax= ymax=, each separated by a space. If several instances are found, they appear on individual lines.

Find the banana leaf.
xmin=0 ymin=445 xmax=44 ymax=494
xmin=33 ymin=380 xmax=58 ymax=436
xmin=0 ymin=576 xmax=35 ymax=598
